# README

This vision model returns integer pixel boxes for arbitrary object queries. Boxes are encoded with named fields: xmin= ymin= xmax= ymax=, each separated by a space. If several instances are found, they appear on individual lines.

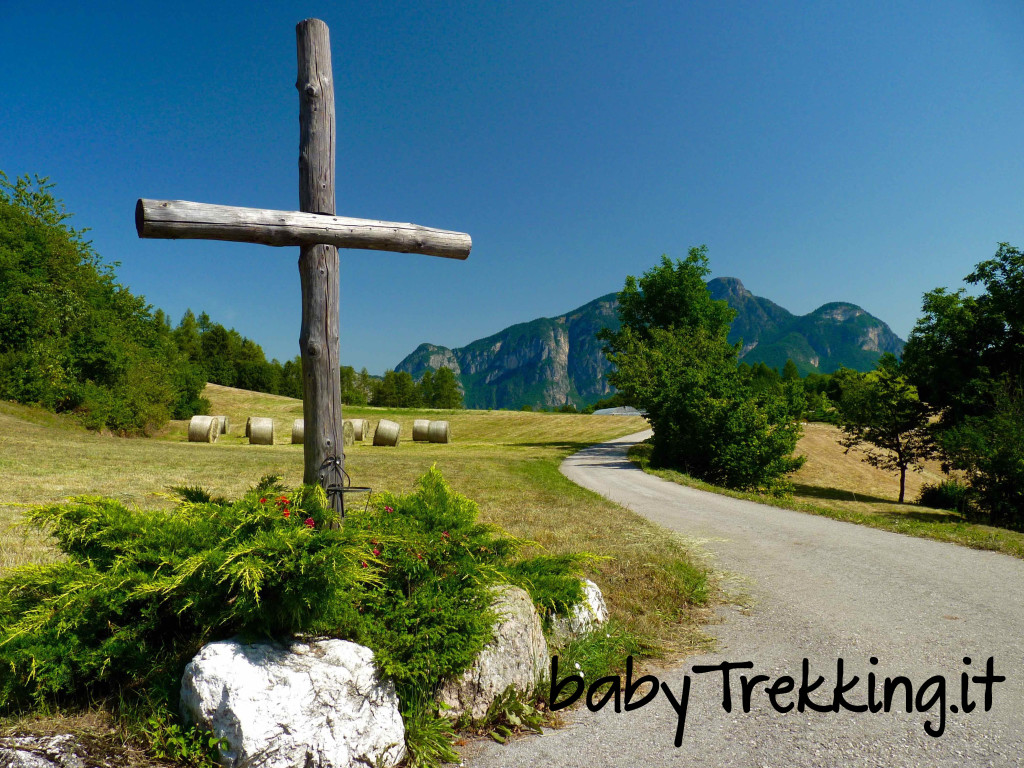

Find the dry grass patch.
xmin=790 ymin=422 xmax=947 ymax=511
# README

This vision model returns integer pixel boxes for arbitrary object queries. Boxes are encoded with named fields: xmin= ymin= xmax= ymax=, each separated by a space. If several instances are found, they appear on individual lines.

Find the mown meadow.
xmin=1 ymin=383 xmax=711 ymax=649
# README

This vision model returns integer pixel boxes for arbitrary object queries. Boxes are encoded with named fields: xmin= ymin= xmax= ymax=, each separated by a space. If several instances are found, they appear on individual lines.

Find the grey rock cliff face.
xmin=397 ymin=281 xmax=906 ymax=409
xmin=398 ymin=295 xmax=618 ymax=410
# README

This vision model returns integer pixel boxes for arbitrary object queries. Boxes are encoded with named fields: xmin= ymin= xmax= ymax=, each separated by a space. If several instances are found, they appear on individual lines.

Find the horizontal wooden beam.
xmin=136 ymin=199 xmax=472 ymax=260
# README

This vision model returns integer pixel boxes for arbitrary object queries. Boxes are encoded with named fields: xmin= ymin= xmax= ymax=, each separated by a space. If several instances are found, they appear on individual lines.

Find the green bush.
xmin=344 ymin=470 xmax=587 ymax=696
xmin=601 ymin=250 xmax=805 ymax=494
xmin=917 ymin=479 xmax=972 ymax=514
xmin=0 ymin=476 xmax=372 ymax=710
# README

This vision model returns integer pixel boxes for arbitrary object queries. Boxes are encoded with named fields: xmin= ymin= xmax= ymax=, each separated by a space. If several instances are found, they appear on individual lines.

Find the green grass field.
xmin=0 ymin=383 xmax=711 ymax=652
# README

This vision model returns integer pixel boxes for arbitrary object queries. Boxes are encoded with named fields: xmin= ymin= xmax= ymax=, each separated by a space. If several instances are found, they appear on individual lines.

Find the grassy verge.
xmin=628 ymin=438 xmax=1024 ymax=560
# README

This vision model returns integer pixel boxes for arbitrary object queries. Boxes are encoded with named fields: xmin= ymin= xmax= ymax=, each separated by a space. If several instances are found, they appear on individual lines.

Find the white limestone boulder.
xmin=180 ymin=638 xmax=405 ymax=768
xmin=549 ymin=578 xmax=609 ymax=645
xmin=0 ymin=736 xmax=84 ymax=768
xmin=436 ymin=585 xmax=549 ymax=721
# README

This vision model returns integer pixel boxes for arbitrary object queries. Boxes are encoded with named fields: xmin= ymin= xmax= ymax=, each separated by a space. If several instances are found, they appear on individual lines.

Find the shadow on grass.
xmin=791 ymin=483 xmax=894 ymax=505
xmin=511 ymin=441 xmax=605 ymax=453
xmin=876 ymin=508 xmax=969 ymax=525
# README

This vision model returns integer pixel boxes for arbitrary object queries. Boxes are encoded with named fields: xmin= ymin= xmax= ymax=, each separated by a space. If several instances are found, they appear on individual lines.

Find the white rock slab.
xmin=181 ymin=638 xmax=405 ymax=768
xmin=0 ymin=735 xmax=85 ymax=768
xmin=436 ymin=585 xmax=549 ymax=721
xmin=550 ymin=578 xmax=609 ymax=644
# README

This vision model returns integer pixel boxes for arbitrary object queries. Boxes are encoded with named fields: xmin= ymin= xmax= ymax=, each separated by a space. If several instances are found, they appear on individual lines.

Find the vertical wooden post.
xmin=296 ymin=19 xmax=344 ymax=518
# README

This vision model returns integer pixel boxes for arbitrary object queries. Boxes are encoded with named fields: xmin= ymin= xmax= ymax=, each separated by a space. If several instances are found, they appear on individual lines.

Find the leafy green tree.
xmin=0 ymin=173 xmax=206 ymax=433
xmin=339 ymin=365 xmax=367 ymax=405
xmin=782 ymin=358 xmax=800 ymax=382
xmin=417 ymin=369 xmax=435 ymax=406
xmin=430 ymin=366 xmax=464 ymax=409
xmin=279 ymin=356 xmax=304 ymax=399
xmin=836 ymin=355 xmax=934 ymax=503
xmin=356 ymin=368 xmax=375 ymax=403
xmin=903 ymin=243 xmax=1024 ymax=526
xmin=939 ymin=384 xmax=1024 ymax=528
xmin=394 ymin=370 xmax=420 ymax=407
xmin=601 ymin=248 xmax=804 ymax=492
xmin=371 ymin=370 xmax=400 ymax=407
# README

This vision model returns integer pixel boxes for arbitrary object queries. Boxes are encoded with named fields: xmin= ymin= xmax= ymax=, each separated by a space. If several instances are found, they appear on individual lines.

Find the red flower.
xmin=304 ymin=518 xmax=315 ymax=528
xmin=372 ymin=548 xmax=381 ymax=556
xmin=360 ymin=561 xmax=368 ymax=568
xmin=441 ymin=531 xmax=450 ymax=539
xmin=384 ymin=505 xmax=394 ymax=513
xmin=283 ymin=511 xmax=290 ymax=518
xmin=259 ymin=498 xmax=266 ymax=504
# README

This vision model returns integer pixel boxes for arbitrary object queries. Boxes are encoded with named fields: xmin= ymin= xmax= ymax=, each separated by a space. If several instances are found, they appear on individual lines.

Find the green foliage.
xmin=0 ymin=480 xmax=371 ymax=710
xmin=478 ymin=686 xmax=545 ymax=743
xmin=0 ymin=172 xmax=206 ymax=433
xmin=138 ymin=706 xmax=227 ymax=767
xmin=602 ymin=249 xmax=804 ymax=493
xmin=903 ymin=243 xmax=1024 ymax=527
xmin=939 ymin=384 xmax=1024 ymax=529
xmin=782 ymin=358 xmax=800 ymax=381
xmin=545 ymin=620 xmax=657 ymax=688
xmin=371 ymin=369 xmax=420 ymax=408
xmin=344 ymin=470 xmax=588 ymax=695
xmin=339 ymin=364 xmax=369 ymax=405
xmin=836 ymin=354 xmax=935 ymax=503
xmin=430 ymin=366 xmax=464 ymax=409
xmin=581 ymin=391 xmax=628 ymax=414
xmin=370 ymin=366 xmax=464 ymax=409
xmin=917 ymin=479 xmax=972 ymax=514
xmin=402 ymin=694 xmax=462 ymax=768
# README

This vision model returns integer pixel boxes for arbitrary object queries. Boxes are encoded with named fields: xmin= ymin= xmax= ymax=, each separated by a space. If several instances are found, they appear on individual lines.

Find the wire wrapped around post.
xmin=318 ymin=454 xmax=348 ymax=526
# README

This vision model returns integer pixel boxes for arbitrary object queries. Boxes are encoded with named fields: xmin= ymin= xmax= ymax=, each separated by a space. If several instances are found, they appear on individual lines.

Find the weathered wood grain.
xmin=297 ymin=18 xmax=344 ymax=515
xmin=136 ymin=199 xmax=472 ymax=260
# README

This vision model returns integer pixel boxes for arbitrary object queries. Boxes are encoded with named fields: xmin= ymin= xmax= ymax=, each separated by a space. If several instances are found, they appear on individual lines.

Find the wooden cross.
xmin=136 ymin=19 xmax=471 ymax=521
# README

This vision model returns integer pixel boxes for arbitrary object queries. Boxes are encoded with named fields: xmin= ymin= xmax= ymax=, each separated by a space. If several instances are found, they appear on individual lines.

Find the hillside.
xmin=706 ymin=277 xmax=905 ymax=374
xmin=396 ymin=279 xmax=905 ymax=410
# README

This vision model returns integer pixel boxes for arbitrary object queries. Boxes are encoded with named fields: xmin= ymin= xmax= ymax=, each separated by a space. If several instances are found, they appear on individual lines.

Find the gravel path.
xmin=463 ymin=431 xmax=1024 ymax=767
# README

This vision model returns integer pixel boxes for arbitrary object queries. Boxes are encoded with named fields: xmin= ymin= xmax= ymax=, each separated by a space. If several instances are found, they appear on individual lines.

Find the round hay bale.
xmin=428 ymin=420 xmax=451 ymax=444
xmin=214 ymin=415 xmax=229 ymax=435
xmin=188 ymin=415 xmax=218 ymax=443
xmin=356 ymin=419 xmax=371 ymax=441
xmin=412 ymin=419 xmax=431 ymax=442
xmin=350 ymin=418 xmax=367 ymax=441
xmin=343 ymin=420 xmax=355 ymax=447
xmin=249 ymin=417 xmax=275 ymax=445
xmin=373 ymin=419 xmax=401 ymax=447
xmin=291 ymin=419 xmax=304 ymax=445
xmin=245 ymin=417 xmax=252 ymax=438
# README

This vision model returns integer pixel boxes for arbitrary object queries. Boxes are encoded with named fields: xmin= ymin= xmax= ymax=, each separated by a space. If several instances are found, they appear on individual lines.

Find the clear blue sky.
xmin=4 ymin=1 xmax=1022 ymax=374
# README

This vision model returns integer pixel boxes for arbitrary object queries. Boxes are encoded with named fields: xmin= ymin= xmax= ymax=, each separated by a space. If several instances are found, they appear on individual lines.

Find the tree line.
xmin=603 ymin=245 xmax=1024 ymax=530
xmin=0 ymin=174 xmax=460 ymax=435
